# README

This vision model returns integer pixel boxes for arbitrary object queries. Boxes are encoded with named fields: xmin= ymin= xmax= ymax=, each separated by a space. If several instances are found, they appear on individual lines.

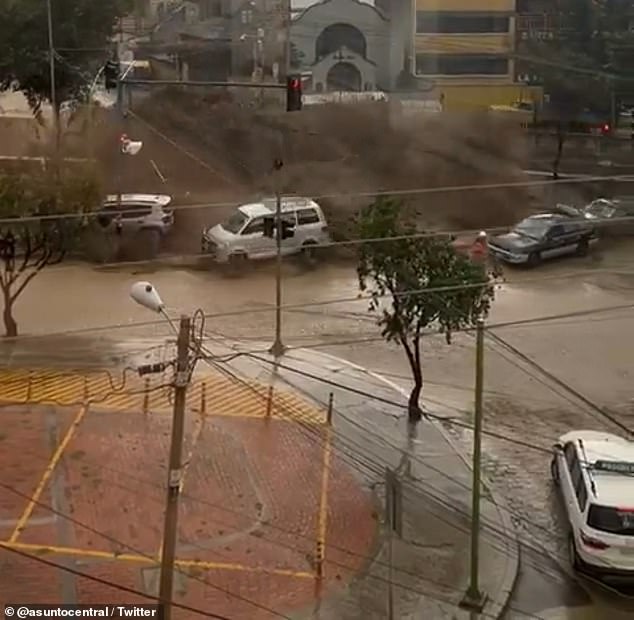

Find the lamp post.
xmin=129 ymin=282 xmax=193 ymax=620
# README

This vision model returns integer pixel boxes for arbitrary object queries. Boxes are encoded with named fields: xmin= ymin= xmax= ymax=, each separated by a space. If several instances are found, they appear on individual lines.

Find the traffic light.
xmin=104 ymin=59 xmax=119 ymax=91
xmin=286 ymin=75 xmax=302 ymax=112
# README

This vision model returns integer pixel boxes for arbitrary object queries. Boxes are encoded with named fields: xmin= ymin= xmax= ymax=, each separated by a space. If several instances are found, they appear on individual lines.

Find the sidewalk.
xmin=206 ymin=341 xmax=520 ymax=620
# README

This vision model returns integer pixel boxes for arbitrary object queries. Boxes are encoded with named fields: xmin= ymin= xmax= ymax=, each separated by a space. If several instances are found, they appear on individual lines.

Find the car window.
xmin=242 ymin=217 xmax=264 ymax=235
xmin=575 ymin=477 xmax=588 ymax=511
xmin=297 ymin=208 xmax=320 ymax=225
xmin=587 ymin=505 xmax=634 ymax=535
xmin=564 ymin=442 xmax=577 ymax=468
xmin=570 ymin=459 xmax=583 ymax=491
xmin=222 ymin=211 xmax=248 ymax=234
xmin=549 ymin=224 xmax=564 ymax=237
xmin=102 ymin=203 xmax=152 ymax=219
xmin=515 ymin=218 xmax=550 ymax=239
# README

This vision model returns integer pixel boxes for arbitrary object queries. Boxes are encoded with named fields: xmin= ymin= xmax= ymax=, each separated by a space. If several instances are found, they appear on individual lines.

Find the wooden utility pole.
xmin=158 ymin=315 xmax=191 ymax=619
xmin=461 ymin=317 xmax=487 ymax=612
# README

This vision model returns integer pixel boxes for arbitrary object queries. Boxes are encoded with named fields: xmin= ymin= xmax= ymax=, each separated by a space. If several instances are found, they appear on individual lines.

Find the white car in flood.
xmin=201 ymin=197 xmax=329 ymax=266
xmin=551 ymin=430 xmax=634 ymax=581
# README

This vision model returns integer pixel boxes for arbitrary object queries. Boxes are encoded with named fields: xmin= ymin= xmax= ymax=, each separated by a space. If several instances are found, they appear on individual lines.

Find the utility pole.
xmin=158 ymin=315 xmax=191 ymax=619
xmin=116 ymin=75 xmax=124 ymax=209
xmin=270 ymin=157 xmax=285 ymax=357
xmin=46 ymin=0 xmax=58 ymax=150
xmin=460 ymin=317 xmax=487 ymax=612
xmin=385 ymin=468 xmax=402 ymax=620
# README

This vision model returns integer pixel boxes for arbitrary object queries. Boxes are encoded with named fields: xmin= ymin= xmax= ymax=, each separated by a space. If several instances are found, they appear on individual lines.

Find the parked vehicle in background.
xmin=201 ymin=197 xmax=330 ymax=267
xmin=490 ymin=100 xmax=611 ymax=134
xmin=551 ymin=430 xmax=634 ymax=580
xmin=556 ymin=198 xmax=634 ymax=237
xmin=95 ymin=194 xmax=174 ymax=260
xmin=488 ymin=212 xmax=597 ymax=267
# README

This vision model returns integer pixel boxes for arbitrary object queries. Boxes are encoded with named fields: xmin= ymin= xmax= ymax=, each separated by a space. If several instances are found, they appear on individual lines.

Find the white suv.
xmin=201 ymin=197 xmax=329 ymax=266
xmin=96 ymin=194 xmax=174 ymax=259
xmin=551 ymin=430 xmax=634 ymax=580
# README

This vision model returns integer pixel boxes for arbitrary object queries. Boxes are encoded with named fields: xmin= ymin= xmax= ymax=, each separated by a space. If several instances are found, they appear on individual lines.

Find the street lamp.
xmin=240 ymin=28 xmax=265 ymax=81
xmin=129 ymin=281 xmax=192 ymax=620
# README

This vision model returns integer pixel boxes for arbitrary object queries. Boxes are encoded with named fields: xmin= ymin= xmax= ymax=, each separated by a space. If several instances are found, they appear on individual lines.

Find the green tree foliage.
xmin=0 ymin=167 xmax=101 ymax=337
xmin=0 ymin=0 xmax=131 ymax=116
xmin=357 ymin=197 xmax=495 ymax=422
xmin=526 ymin=0 xmax=634 ymax=175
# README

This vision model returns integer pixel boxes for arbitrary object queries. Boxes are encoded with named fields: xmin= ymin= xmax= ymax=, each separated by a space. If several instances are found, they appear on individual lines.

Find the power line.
xmin=486 ymin=331 xmax=632 ymax=434
xmin=0 ymin=543 xmax=235 ymax=620
xmin=4 ymin=281 xmax=633 ymax=345
xmin=205 ymin=347 xmax=602 ymax=590
xmin=1 ymin=171 xmax=632 ymax=226
xmin=0 ymin=474 xmax=534 ymax=620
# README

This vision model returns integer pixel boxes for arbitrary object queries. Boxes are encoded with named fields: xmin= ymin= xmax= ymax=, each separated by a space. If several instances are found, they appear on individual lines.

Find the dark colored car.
xmin=488 ymin=213 xmax=597 ymax=267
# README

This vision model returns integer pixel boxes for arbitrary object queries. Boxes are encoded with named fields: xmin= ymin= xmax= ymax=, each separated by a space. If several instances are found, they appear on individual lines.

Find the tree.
xmin=0 ymin=167 xmax=101 ymax=337
xmin=357 ymin=197 xmax=495 ymax=423
xmin=524 ymin=0 xmax=633 ymax=176
xmin=0 ymin=0 xmax=131 ymax=118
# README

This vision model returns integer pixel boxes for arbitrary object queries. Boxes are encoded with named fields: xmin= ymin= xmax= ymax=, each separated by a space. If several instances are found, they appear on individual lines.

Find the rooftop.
xmin=563 ymin=431 xmax=634 ymax=506
xmin=238 ymin=197 xmax=317 ymax=218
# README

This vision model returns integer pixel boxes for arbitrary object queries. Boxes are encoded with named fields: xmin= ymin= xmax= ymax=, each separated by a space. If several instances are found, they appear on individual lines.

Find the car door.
xmin=240 ymin=217 xmax=276 ymax=259
xmin=541 ymin=224 xmax=569 ymax=259
xmin=561 ymin=443 xmax=581 ymax=524
xmin=280 ymin=211 xmax=300 ymax=256
xmin=121 ymin=203 xmax=153 ymax=233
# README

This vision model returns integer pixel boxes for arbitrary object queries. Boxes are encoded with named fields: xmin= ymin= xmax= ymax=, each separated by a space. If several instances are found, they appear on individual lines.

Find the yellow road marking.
xmin=316 ymin=427 xmax=333 ymax=578
xmin=0 ymin=369 xmax=326 ymax=424
xmin=8 ymin=405 xmax=87 ymax=543
xmin=0 ymin=541 xmax=313 ymax=578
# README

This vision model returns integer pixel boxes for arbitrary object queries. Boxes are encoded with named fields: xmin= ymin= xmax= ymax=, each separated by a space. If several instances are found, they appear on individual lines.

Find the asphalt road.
xmin=3 ymin=238 xmax=634 ymax=619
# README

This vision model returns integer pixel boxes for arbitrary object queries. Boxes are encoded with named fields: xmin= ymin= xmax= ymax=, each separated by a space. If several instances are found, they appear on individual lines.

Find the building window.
xmin=202 ymin=0 xmax=222 ymax=18
xmin=416 ymin=54 xmax=509 ymax=76
xmin=416 ymin=13 xmax=510 ymax=34
xmin=241 ymin=9 xmax=252 ymax=24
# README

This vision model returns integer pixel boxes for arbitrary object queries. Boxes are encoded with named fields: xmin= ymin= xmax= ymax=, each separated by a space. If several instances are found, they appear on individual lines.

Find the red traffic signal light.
xmin=286 ymin=74 xmax=302 ymax=112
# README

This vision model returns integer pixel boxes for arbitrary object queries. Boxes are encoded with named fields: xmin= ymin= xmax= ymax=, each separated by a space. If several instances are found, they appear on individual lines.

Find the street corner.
xmin=0 ymin=357 xmax=378 ymax=615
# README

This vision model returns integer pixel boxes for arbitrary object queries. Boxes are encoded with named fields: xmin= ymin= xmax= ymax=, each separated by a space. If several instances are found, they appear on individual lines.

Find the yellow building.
xmin=413 ymin=0 xmax=540 ymax=109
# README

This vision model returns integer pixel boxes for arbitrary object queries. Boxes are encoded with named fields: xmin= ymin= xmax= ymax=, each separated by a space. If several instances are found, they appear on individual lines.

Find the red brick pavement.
xmin=0 ymin=405 xmax=75 ymax=541
xmin=2 ymin=404 xmax=377 ymax=617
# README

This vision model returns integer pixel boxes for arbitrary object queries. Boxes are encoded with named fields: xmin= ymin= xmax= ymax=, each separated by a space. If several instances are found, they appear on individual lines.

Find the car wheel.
xmin=568 ymin=533 xmax=581 ymax=571
xmin=134 ymin=229 xmax=161 ymax=260
xmin=226 ymin=253 xmax=247 ymax=276
xmin=576 ymin=238 xmax=589 ymax=257
xmin=550 ymin=457 xmax=560 ymax=486
xmin=527 ymin=251 xmax=541 ymax=267
xmin=301 ymin=242 xmax=318 ymax=267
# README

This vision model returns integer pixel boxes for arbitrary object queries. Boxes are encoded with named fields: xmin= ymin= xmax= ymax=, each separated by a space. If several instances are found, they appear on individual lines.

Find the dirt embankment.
xmin=2 ymin=89 xmax=580 ymax=254
xmin=125 ymin=90 xmax=544 ymax=248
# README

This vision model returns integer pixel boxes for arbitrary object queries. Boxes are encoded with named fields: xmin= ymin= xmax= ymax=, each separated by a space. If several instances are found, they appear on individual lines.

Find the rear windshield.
xmin=587 ymin=504 xmax=634 ymax=535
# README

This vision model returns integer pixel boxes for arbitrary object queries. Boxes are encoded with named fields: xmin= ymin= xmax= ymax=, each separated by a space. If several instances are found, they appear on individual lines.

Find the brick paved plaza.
xmin=0 ymin=368 xmax=377 ymax=619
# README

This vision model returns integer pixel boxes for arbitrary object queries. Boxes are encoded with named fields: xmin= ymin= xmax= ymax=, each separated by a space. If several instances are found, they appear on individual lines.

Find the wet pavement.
xmin=2 ymin=239 xmax=634 ymax=618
